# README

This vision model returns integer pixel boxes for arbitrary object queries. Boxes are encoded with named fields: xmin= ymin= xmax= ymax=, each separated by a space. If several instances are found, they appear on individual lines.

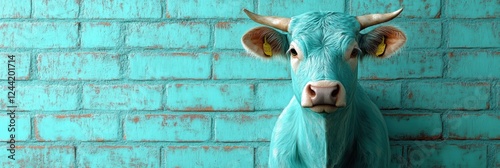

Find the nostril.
xmin=331 ymin=88 xmax=339 ymax=97
xmin=306 ymin=85 xmax=316 ymax=97
xmin=331 ymin=86 xmax=339 ymax=97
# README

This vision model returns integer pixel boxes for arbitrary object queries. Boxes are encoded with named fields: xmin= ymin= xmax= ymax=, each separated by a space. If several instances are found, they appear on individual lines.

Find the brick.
xmin=360 ymin=51 xmax=443 ymax=79
xmin=256 ymin=147 xmax=269 ymax=168
xmin=167 ymin=83 xmax=254 ymax=111
xmin=82 ymin=84 xmax=163 ymax=110
xmin=126 ymin=22 xmax=210 ymax=49
xmin=0 ymin=114 xmax=30 ymax=141
xmin=81 ymin=22 xmax=121 ymax=48
xmin=0 ymin=53 xmax=30 ymax=80
xmin=214 ymin=21 xmax=260 ymax=49
xmin=399 ymin=22 xmax=442 ymax=48
xmin=213 ymin=52 xmax=290 ymax=79
xmin=32 ymin=0 xmax=78 ymax=18
xmin=214 ymin=112 xmax=279 ymax=142
xmin=34 ymin=114 xmax=118 ymax=141
xmin=259 ymin=0 xmax=345 ymax=16
xmin=0 ymin=0 xmax=30 ymax=18
xmin=390 ymin=145 xmax=406 ymax=168
xmin=77 ymin=146 xmax=160 ymax=167
xmin=165 ymin=0 xmax=253 ymax=18
xmin=447 ymin=52 xmax=500 ymax=79
xmin=81 ymin=0 xmax=161 ymax=18
xmin=351 ymin=0 xmax=440 ymax=18
xmin=255 ymin=82 xmax=293 ymax=110
xmin=124 ymin=114 xmax=211 ymax=141
xmin=404 ymin=82 xmax=490 ymax=110
xmin=408 ymin=144 xmax=486 ymax=167
xmin=360 ymin=82 xmax=401 ymax=109
xmin=0 ymin=22 xmax=78 ymax=48
xmin=0 ymin=85 xmax=79 ymax=111
xmin=383 ymin=112 xmax=442 ymax=140
xmin=448 ymin=21 xmax=499 ymax=48
xmin=446 ymin=0 xmax=499 ymax=18
xmin=129 ymin=52 xmax=211 ymax=80
xmin=400 ymin=21 xmax=442 ymax=48
xmin=163 ymin=146 xmax=253 ymax=167
xmin=0 ymin=146 xmax=74 ymax=167
xmin=363 ymin=21 xmax=441 ymax=48
xmin=37 ymin=52 xmax=121 ymax=80
xmin=446 ymin=113 xmax=500 ymax=140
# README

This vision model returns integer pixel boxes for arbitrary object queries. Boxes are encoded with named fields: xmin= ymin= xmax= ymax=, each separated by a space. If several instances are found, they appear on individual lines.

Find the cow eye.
xmin=350 ymin=49 xmax=360 ymax=58
xmin=289 ymin=48 xmax=298 ymax=57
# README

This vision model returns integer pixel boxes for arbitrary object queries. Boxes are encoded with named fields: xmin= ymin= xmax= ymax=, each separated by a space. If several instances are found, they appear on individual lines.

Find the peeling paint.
xmin=216 ymin=22 xmax=231 ymax=29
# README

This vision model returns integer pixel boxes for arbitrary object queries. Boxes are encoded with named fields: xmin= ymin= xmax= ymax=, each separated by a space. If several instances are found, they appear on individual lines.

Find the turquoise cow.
xmin=242 ymin=8 xmax=406 ymax=168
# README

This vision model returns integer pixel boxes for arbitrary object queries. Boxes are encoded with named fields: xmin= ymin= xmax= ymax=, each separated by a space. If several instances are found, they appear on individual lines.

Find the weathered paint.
xmin=37 ymin=52 xmax=121 ymax=80
xmin=0 ymin=53 xmax=30 ymax=80
xmin=383 ymin=112 xmax=442 ymax=140
xmin=167 ymin=83 xmax=254 ymax=111
xmin=214 ymin=112 xmax=279 ymax=142
xmin=32 ymin=0 xmax=79 ymax=18
xmin=77 ymin=146 xmax=160 ymax=167
xmin=129 ymin=52 xmax=212 ymax=80
xmin=446 ymin=112 xmax=500 ymax=139
xmin=0 ymin=0 xmax=30 ymax=18
xmin=0 ymin=85 xmax=79 ymax=111
xmin=0 ymin=146 xmax=75 ymax=167
xmin=163 ymin=146 xmax=254 ymax=167
xmin=408 ymin=144 xmax=486 ymax=167
xmin=34 ymin=114 xmax=118 ymax=141
xmin=123 ymin=114 xmax=211 ymax=141
xmin=81 ymin=22 xmax=121 ymax=48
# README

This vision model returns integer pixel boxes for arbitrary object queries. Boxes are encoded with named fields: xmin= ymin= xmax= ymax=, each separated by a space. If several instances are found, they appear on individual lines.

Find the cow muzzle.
xmin=301 ymin=80 xmax=347 ymax=113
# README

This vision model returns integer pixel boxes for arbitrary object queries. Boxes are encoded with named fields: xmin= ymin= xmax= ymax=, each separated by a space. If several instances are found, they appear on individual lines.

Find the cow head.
xmin=242 ymin=9 xmax=406 ymax=113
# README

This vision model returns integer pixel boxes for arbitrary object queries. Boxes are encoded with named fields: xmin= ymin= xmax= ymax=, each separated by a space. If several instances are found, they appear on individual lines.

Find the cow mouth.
xmin=309 ymin=105 xmax=339 ymax=113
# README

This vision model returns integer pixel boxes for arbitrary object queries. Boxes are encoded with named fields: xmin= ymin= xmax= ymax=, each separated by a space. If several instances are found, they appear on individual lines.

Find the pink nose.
xmin=308 ymin=85 xmax=340 ymax=105
xmin=301 ymin=80 xmax=346 ymax=113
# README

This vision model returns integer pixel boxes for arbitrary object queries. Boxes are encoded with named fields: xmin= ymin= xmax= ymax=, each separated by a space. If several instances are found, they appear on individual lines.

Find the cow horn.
xmin=243 ymin=9 xmax=290 ymax=32
xmin=356 ymin=8 xmax=404 ymax=30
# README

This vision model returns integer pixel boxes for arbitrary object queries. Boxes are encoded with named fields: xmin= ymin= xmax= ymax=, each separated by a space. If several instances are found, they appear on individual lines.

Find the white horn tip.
xmin=393 ymin=8 xmax=404 ymax=15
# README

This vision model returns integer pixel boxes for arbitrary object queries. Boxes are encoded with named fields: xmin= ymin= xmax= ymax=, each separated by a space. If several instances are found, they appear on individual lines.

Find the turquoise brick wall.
xmin=0 ymin=0 xmax=498 ymax=167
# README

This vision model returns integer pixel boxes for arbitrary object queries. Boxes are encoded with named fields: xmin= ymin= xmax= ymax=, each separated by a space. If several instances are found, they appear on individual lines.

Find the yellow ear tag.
xmin=375 ymin=36 xmax=387 ymax=57
xmin=263 ymin=37 xmax=273 ymax=57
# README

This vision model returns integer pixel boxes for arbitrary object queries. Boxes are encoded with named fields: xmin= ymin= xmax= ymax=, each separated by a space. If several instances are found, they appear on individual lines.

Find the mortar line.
xmin=253 ymin=0 xmax=259 ymax=13
xmin=487 ymin=144 xmax=492 ymax=168
xmin=345 ymin=0 xmax=350 ymax=13
xmin=402 ymin=145 xmax=409 ymax=167
xmin=253 ymin=147 xmax=258 ymax=167
xmin=159 ymin=146 xmax=163 ymax=168
xmin=77 ymin=0 xmax=82 ymax=18
xmin=74 ymin=146 xmax=78 ymax=168
xmin=160 ymin=0 xmax=166 ymax=19
xmin=77 ymin=21 xmax=82 ymax=56
xmin=440 ymin=111 xmax=447 ymax=140
xmin=29 ymin=0 xmax=33 ymax=18
xmin=210 ymin=113 xmax=216 ymax=142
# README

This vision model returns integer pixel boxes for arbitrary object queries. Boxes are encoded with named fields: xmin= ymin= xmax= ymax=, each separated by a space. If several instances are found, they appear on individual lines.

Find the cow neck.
xmin=296 ymin=102 xmax=356 ymax=166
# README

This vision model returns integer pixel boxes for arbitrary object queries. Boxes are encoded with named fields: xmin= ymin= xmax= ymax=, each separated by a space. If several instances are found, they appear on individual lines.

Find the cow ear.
xmin=359 ymin=26 xmax=406 ymax=58
xmin=242 ymin=26 xmax=289 ymax=59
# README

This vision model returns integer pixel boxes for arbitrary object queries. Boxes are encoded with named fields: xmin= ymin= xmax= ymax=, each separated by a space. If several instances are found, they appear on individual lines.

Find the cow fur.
xmin=242 ymin=11 xmax=406 ymax=168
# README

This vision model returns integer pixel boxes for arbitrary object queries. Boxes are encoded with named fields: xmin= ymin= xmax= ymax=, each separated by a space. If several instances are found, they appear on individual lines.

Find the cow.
xmin=241 ymin=8 xmax=406 ymax=168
